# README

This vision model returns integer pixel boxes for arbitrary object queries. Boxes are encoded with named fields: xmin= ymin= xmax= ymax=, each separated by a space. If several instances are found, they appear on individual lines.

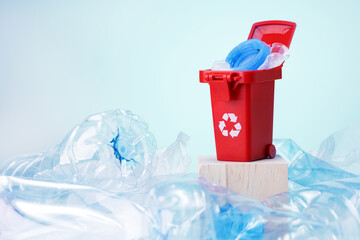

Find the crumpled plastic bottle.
xmin=258 ymin=42 xmax=290 ymax=70
xmin=211 ymin=60 xmax=231 ymax=71
xmin=1 ymin=110 xmax=360 ymax=239
xmin=275 ymin=138 xmax=357 ymax=190
xmin=0 ymin=109 xmax=190 ymax=192
xmin=315 ymin=122 xmax=360 ymax=175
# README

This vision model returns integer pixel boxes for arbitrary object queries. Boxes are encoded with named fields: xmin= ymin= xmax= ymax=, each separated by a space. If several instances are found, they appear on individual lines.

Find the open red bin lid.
xmin=248 ymin=20 xmax=296 ymax=48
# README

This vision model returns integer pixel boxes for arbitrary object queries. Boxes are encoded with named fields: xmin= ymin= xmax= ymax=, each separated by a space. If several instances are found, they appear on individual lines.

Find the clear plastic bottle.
xmin=0 ymin=109 xmax=159 ymax=192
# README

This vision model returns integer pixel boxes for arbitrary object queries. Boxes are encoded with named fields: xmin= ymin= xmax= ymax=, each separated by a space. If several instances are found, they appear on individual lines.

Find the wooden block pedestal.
xmin=198 ymin=156 xmax=288 ymax=201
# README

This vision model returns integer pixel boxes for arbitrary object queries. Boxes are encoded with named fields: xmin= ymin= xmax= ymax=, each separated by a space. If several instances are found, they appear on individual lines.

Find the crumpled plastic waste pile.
xmin=1 ymin=109 xmax=360 ymax=239
xmin=212 ymin=39 xmax=290 ymax=71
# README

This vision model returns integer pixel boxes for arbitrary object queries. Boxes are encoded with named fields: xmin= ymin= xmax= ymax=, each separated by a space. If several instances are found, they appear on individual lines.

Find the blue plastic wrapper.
xmin=225 ymin=39 xmax=270 ymax=71
xmin=1 ymin=110 xmax=360 ymax=239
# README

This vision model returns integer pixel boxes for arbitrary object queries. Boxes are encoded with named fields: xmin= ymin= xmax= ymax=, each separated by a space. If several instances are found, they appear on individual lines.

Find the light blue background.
xmin=1 ymin=0 xmax=360 ymax=172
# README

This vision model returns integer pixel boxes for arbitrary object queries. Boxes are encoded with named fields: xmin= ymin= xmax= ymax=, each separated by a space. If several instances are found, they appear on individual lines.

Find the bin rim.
xmin=199 ymin=64 xmax=282 ymax=84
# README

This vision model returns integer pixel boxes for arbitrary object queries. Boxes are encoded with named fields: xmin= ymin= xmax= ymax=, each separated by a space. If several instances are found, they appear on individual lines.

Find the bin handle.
xmin=207 ymin=72 xmax=242 ymax=102
xmin=207 ymin=72 xmax=241 ymax=82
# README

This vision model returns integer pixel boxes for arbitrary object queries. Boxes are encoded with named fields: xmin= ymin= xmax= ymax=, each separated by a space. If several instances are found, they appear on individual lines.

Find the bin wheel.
xmin=267 ymin=144 xmax=276 ymax=159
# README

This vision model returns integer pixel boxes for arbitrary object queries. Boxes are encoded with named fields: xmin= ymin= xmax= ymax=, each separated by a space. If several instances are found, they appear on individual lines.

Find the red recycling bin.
xmin=200 ymin=20 xmax=296 ymax=162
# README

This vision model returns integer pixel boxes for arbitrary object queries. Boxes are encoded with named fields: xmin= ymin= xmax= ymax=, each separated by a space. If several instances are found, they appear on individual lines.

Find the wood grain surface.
xmin=198 ymin=156 xmax=288 ymax=201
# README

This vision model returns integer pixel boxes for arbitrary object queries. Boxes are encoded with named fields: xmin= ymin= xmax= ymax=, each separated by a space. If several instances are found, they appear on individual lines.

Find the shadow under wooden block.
xmin=198 ymin=156 xmax=288 ymax=201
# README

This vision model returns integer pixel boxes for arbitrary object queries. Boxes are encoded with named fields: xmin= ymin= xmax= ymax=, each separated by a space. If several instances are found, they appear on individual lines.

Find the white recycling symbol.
xmin=219 ymin=113 xmax=241 ymax=138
